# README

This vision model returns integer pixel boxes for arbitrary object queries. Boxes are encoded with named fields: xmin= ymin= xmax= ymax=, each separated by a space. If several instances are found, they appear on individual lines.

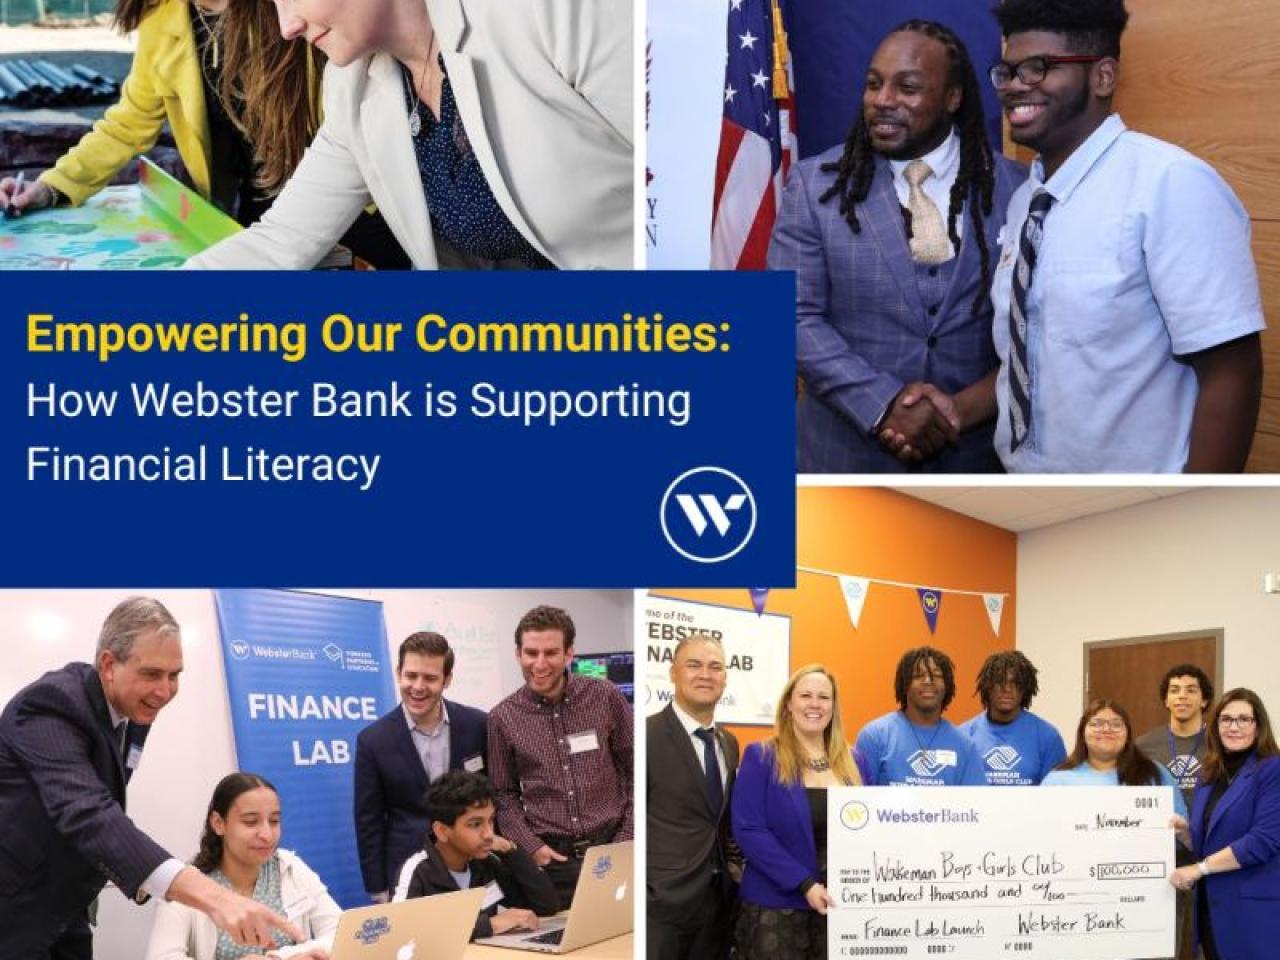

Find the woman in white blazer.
xmin=187 ymin=0 xmax=631 ymax=269
xmin=146 ymin=773 xmax=341 ymax=960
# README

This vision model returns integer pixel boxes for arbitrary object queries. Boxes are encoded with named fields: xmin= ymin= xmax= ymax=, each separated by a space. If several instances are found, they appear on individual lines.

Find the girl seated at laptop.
xmin=146 ymin=772 xmax=340 ymax=960
xmin=394 ymin=771 xmax=558 ymax=939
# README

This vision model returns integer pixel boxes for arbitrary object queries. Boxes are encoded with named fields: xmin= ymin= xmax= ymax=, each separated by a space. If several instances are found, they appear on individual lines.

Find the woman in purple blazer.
xmin=1170 ymin=688 xmax=1280 ymax=960
xmin=731 ymin=664 xmax=871 ymax=960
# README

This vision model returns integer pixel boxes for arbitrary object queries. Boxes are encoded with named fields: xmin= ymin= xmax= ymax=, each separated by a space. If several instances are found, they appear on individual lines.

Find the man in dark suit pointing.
xmin=647 ymin=632 xmax=740 ymax=960
xmin=0 ymin=596 xmax=300 ymax=960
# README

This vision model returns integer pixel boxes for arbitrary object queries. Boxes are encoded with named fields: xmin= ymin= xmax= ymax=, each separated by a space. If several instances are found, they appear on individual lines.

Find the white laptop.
xmin=473 ymin=841 xmax=634 ymax=954
xmin=329 ymin=887 xmax=487 ymax=960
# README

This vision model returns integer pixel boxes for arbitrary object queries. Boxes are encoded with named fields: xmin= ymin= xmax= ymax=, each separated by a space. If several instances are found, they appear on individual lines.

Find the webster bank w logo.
xmin=840 ymin=800 xmax=871 ymax=831
xmin=660 ymin=466 xmax=757 ymax=563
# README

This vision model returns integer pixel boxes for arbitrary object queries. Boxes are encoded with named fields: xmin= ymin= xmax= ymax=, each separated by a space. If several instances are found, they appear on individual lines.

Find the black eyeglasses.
xmin=989 ymin=55 xmax=1104 ymax=89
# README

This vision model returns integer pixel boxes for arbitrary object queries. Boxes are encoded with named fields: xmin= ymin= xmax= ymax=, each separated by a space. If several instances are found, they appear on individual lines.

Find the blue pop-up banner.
xmin=215 ymin=588 xmax=395 ymax=909
xmin=2 ymin=270 xmax=795 ymax=587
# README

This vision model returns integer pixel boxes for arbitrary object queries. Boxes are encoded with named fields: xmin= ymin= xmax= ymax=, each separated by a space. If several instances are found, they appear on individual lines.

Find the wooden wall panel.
xmin=1115 ymin=0 xmax=1280 ymax=219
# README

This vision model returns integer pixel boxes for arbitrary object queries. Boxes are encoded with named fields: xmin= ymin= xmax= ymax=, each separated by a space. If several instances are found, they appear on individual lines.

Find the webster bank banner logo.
xmin=215 ymin=588 xmax=394 ymax=909
xmin=5 ymin=271 xmax=795 ymax=587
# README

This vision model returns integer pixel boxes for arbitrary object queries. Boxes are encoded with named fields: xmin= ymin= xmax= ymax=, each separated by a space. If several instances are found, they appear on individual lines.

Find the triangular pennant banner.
xmin=749 ymin=588 xmax=770 ymax=616
xmin=982 ymin=593 xmax=1005 ymax=637
xmin=838 ymin=576 xmax=870 ymax=629
xmin=917 ymin=588 xmax=942 ymax=633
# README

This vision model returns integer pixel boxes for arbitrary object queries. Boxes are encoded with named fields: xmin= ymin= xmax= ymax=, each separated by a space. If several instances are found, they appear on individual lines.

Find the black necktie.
xmin=114 ymin=721 xmax=131 ymax=779
xmin=693 ymin=727 xmax=724 ymax=815
xmin=1008 ymin=188 xmax=1055 ymax=451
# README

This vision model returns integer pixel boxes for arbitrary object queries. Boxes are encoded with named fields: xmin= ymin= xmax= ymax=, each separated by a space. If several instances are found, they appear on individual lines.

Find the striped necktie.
xmin=1008 ymin=188 xmax=1055 ymax=451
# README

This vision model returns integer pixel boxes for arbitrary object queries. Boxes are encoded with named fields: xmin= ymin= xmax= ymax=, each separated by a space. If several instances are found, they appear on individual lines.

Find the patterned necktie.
xmin=1008 ymin=188 xmax=1055 ymax=451
xmin=903 ymin=160 xmax=952 ymax=264
xmin=693 ymin=727 xmax=724 ymax=815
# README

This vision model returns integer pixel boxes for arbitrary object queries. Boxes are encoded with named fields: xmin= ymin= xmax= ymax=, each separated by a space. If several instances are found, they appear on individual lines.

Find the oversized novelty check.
xmin=828 ymin=787 xmax=1176 ymax=960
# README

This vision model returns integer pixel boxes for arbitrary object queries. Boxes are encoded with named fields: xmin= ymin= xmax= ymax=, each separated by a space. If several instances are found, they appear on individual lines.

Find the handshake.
xmin=877 ymin=382 xmax=962 ymax=463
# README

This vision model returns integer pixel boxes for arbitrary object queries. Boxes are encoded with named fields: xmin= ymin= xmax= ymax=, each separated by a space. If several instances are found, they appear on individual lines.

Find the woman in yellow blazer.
xmin=0 ymin=0 xmax=317 ymax=220
xmin=0 ymin=0 xmax=405 ymax=264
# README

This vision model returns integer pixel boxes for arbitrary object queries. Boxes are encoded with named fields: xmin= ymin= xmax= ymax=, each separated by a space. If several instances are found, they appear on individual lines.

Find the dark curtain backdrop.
xmin=787 ymin=0 xmax=1005 ymax=158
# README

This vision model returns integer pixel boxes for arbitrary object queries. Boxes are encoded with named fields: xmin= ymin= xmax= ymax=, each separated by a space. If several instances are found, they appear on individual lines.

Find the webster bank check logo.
xmin=660 ymin=466 xmax=757 ymax=563
xmin=840 ymin=800 xmax=870 ymax=831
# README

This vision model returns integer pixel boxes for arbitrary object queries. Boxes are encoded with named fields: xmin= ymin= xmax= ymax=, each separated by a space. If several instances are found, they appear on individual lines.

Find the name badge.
xmin=482 ymin=880 xmax=505 ymax=910
xmin=931 ymin=749 xmax=958 ymax=767
xmin=567 ymin=730 xmax=599 ymax=754
xmin=126 ymin=744 xmax=144 ymax=770
xmin=464 ymin=753 xmax=485 ymax=773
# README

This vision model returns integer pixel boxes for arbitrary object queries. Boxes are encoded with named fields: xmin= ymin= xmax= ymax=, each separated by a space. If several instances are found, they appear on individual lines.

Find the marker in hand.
xmin=3 ymin=171 xmax=24 ymax=219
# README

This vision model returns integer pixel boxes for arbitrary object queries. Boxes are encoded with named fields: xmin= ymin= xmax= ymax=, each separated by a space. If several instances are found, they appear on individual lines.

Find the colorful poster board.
xmin=0 ymin=158 xmax=239 ymax=269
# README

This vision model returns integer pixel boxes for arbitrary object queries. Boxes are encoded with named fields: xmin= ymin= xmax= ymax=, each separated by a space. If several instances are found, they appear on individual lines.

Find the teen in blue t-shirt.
xmin=855 ymin=646 xmax=985 ymax=786
xmin=960 ymin=651 xmax=1067 ymax=785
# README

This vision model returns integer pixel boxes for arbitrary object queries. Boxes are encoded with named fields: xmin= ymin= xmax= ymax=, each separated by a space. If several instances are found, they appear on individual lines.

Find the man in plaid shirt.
xmin=486 ymin=606 xmax=633 ymax=908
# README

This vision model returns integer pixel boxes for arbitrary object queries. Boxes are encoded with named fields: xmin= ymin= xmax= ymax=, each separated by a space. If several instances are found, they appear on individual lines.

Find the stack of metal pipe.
xmin=0 ymin=59 xmax=118 ymax=107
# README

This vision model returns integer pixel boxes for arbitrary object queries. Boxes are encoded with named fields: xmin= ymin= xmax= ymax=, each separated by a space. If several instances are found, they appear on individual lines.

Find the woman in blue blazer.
xmin=1170 ymin=688 xmax=1280 ymax=960
xmin=731 ymin=664 xmax=871 ymax=960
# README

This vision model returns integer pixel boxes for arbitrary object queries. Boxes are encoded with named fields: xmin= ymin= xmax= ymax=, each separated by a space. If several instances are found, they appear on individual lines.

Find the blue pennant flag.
xmin=917 ymin=588 xmax=942 ymax=634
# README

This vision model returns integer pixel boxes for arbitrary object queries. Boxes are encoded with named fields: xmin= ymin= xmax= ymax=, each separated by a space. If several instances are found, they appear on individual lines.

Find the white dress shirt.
xmin=889 ymin=127 xmax=964 ymax=257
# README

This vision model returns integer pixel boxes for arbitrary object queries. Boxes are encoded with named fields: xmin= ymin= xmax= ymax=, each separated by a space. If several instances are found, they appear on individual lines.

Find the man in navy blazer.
xmin=771 ymin=19 xmax=1026 ymax=473
xmin=0 ymin=597 xmax=298 ymax=960
xmin=355 ymin=631 xmax=489 ymax=901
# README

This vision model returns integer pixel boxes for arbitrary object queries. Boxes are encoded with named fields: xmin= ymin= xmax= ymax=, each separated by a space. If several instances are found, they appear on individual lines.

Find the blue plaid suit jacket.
xmin=0 ymin=663 xmax=170 ymax=959
xmin=771 ymin=148 xmax=1026 ymax=472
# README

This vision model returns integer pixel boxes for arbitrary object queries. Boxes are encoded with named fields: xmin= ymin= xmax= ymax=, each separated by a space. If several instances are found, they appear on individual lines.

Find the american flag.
xmin=711 ymin=0 xmax=796 ymax=270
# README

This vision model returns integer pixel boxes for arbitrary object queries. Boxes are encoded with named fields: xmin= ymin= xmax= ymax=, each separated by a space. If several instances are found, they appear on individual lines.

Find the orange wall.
xmin=660 ymin=487 xmax=1017 ymax=753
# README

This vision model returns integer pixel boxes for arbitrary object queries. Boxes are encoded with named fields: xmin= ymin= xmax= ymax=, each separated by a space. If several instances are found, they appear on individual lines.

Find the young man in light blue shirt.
xmin=961 ymin=650 xmax=1066 ymax=785
xmin=983 ymin=0 xmax=1264 ymax=473
xmin=931 ymin=0 xmax=1264 ymax=472
xmin=855 ymin=646 xmax=986 ymax=786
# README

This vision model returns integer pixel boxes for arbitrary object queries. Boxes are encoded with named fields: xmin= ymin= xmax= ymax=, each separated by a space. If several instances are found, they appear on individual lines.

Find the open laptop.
xmin=474 ymin=841 xmax=633 ymax=954
xmin=329 ymin=887 xmax=487 ymax=960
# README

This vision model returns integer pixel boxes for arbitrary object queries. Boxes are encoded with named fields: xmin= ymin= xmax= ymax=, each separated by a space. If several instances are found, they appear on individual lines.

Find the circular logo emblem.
xmin=659 ymin=466 xmax=757 ymax=564
xmin=840 ymin=800 xmax=870 ymax=831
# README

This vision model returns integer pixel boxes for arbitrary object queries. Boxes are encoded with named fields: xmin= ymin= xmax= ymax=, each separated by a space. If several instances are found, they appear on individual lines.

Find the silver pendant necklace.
xmin=406 ymin=32 xmax=439 ymax=139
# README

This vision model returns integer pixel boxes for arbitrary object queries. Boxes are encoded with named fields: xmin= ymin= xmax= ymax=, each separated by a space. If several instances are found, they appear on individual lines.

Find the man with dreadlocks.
xmin=772 ymin=19 xmax=1026 ymax=473
xmin=960 ymin=650 xmax=1065 ymax=786
xmin=988 ymin=0 xmax=1264 ymax=472
xmin=854 ymin=646 xmax=985 ymax=786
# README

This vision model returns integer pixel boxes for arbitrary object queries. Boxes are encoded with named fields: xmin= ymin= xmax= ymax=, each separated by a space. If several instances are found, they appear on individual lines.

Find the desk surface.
xmin=464 ymin=933 xmax=633 ymax=959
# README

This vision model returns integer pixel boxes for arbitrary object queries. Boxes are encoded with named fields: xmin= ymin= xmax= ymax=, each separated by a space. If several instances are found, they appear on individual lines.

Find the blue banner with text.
xmin=3 ymin=271 xmax=796 ymax=586
xmin=215 ymin=588 xmax=395 ymax=909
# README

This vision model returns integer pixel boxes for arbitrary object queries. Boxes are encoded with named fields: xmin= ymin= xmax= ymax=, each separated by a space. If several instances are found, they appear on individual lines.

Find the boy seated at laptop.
xmin=393 ymin=771 xmax=559 ymax=939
